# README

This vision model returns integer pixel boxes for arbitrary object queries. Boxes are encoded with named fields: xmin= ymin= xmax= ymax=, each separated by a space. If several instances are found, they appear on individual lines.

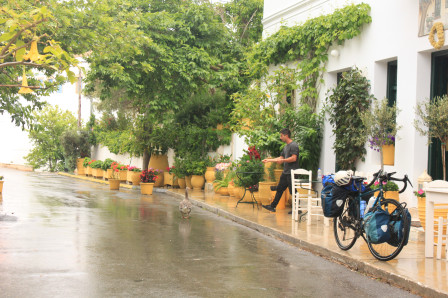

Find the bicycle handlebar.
xmin=376 ymin=170 xmax=413 ymax=193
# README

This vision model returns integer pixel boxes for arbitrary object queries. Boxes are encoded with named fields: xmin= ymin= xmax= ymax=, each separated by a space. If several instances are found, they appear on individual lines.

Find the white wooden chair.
xmin=291 ymin=169 xmax=329 ymax=226
xmin=436 ymin=216 xmax=448 ymax=260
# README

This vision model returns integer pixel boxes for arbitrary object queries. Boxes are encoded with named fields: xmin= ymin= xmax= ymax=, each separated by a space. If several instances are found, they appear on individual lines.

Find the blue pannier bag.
xmin=321 ymin=183 xmax=350 ymax=218
xmin=322 ymin=174 xmax=335 ymax=186
xmin=387 ymin=207 xmax=411 ymax=247
xmin=363 ymin=207 xmax=391 ymax=244
xmin=344 ymin=179 xmax=366 ymax=192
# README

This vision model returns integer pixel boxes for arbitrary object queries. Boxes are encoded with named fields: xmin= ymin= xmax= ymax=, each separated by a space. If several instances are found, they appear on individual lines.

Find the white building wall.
xmin=263 ymin=0 xmax=440 ymax=207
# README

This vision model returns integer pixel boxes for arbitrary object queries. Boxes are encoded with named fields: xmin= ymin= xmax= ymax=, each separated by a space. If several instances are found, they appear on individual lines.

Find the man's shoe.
xmin=288 ymin=210 xmax=303 ymax=215
xmin=270 ymin=186 xmax=277 ymax=191
xmin=262 ymin=205 xmax=276 ymax=212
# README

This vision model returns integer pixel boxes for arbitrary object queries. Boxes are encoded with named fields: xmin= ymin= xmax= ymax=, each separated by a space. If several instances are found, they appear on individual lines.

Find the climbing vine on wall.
xmin=247 ymin=3 xmax=372 ymax=111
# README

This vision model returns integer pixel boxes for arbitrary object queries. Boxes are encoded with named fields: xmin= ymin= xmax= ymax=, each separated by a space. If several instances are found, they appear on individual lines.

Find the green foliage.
xmin=25 ymin=105 xmax=78 ymax=171
xmin=373 ymin=181 xmax=399 ymax=192
xmin=414 ymin=94 xmax=448 ymax=180
xmin=361 ymin=98 xmax=401 ymax=170
xmin=247 ymin=3 xmax=372 ymax=111
xmin=234 ymin=152 xmax=264 ymax=188
xmin=83 ymin=157 xmax=91 ymax=167
xmin=101 ymin=158 xmax=115 ymax=171
xmin=59 ymin=129 xmax=91 ymax=172
xmin=231 ymin=66 xmax=323 ymax=171
xmin=326 ymin=67 xmax=373 ymax=170
xmin=0 ymin=1 xmax=79 ymax=128
xmin=90 ymin=160 xmax=103 ymax=169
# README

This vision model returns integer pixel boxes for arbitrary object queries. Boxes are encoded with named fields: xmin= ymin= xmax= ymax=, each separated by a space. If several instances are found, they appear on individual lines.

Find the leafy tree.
xmin=414 ymin=94 xmax=448 ymax=180
xmin=0 ymin=1 xmax=79 ymax=128
xmin=326 ymin=67 xmax=373 ymax=171
xmin=25 ymin=105 xmax=78 ymax=171
xmin=60 ymin=129 xmax=91 ymax=171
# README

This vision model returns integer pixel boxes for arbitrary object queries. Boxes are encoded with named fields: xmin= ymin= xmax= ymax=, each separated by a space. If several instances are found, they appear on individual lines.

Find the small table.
xmin=235 ymin=171 xmax=264 ymax=208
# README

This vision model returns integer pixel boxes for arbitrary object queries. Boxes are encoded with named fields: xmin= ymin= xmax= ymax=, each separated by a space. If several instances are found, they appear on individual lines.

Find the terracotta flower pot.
xmin=259 ymin=181 xmax=277 ymax=205
xmin=164 ymin=172 xmax=174 ymax=186
xmin=106 ymin=169 xmax=113 ymax=180
xmin=109 ymin=179 xmax=120 ymax=190
xmin=383 ymin=144 xmax=395 ymax=166
xmin=217 ymin=186 xmax=229 ymax=196
xmin=177 ymin=178 xmax=186 ymax=189
xmin=140 ymin=182 xmax=154 ymax=195
xmin=191 ymin=175 xmax=205 ymax=190
xmin=119 ymin=170 xmax=127 ymax=182
xmin=185 ymin=176 xmax=192 ymax=189
xmin=228 ymin=183 xmax=235 ymax=197
xmin=0 ymin=180 xmax=4 ymax=193
xmin=204 ymin=167 xmax=216 ymax=183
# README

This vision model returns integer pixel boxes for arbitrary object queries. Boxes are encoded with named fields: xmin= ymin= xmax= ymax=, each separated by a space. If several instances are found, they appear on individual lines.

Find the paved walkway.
xmin=60 ymin=173 xmax=447 ymax=297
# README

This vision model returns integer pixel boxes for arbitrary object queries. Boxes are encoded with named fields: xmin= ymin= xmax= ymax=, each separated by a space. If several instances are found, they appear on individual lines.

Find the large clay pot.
xmin=234 ymin=187 xmax=245 ymax=200
xmin=95 ymin=169 xmax=104 ymax=179
xmin=383 ymin=144 xmax=395 ymax=166
xmin=274 ymin=169 xmax=283 ymax=183
xmin=228 ymin=183 xmax=235 ymax=197
xmin=109 ymin=179 xmax=120 ymax=190
xmin=185 ymin=176 xmax=192 ymax=189
xmin=76 ymin=158 xmax=85 ymax=175
xmin=205 ymin=167 xmax=216 ymax=183
xmin=191 ymin=175 xmax=205 ymax=190
xmin=164 ymin=172 xmax=174 ymax=186
xmin=259 ymin=181 xmax=277 ymax=205
xmin=148 ymin=154 xmax=168 ymax=186
xmin=217 ymin=187 xmax=229 ymax=196
xmin=140 ymin=182 xmax=154 ymax=195
xmin=177 ymin=178 xmax=186 ymax=189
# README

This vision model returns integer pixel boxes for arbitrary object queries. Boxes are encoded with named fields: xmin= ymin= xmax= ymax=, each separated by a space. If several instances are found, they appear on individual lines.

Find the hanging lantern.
xmin=18 ymin=67 xmax=33 ymax=94
xmin=23 ymin=40 xmax=40 ymax=61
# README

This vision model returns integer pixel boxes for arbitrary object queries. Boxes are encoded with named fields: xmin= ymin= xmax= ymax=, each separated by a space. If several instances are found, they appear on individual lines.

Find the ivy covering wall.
xmin=247 ymin=3 xmax=372 ymax=111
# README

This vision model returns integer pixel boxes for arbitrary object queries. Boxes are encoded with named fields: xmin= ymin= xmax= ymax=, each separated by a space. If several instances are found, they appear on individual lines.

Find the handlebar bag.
xmin=387 ymin=207 xmax=411 ymax=247
xmin=322 ymin=174 xmax=335 ymax=186
xmin=363 ymin=207 xmax=391 ymax=244
xmin=321 ymin=183 xmax=350 ymax=217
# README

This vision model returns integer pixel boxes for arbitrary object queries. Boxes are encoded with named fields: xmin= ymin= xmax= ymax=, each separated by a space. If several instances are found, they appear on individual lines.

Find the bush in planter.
xmin=190 ymin=160 xmax=207 ymax=176
xmin=83 ymin=157 xmax=91 ymax=167
xmin=90 ymin=160 xmax=103 ymax=169
xmin=372 ymin=180 xmax=399 ymax=192
xmin=128 ymin=166 xmax=142 ymax=172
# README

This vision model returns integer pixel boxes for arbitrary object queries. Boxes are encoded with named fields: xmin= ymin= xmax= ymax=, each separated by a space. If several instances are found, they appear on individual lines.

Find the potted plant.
xmin=140 ymin=168 xmax=160 ymax=195
xmin=164 ymin=166 xmax=176 ymax=186
xmin=213 ymin=171 xmax=231 ymax=196
xmin=190 ymin=160 xmax=207 ymax=190
xmin=83 ymin=157 xmax=92 ymax=176
xmin=361 ymin=97 xmax=401 ymax=169
xmin=109 ymin=164 xmax=121 ymax=190
xmin=173 ymin=157 xmax=187 ymax=189
xmin=414 ymin=94 xmax=448 ymax=180
xmin=127 ymin=166 xmax=142 ymax=185
xmin=372 ymin=180 xmax=399 ymax=201
xmin=90 ymin=160 xmax=104 ymax=178
xmin=234 ymin=147 xmax=264 ymax=200
xmin=0 ymin=175 xmax=4 ymax=194
xmin=102 ymin=158 xmax=115 ymax=180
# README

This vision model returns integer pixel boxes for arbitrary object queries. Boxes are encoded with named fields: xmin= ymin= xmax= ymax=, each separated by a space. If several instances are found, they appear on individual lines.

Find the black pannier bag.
xmin=321 ymin=183 xmax=351 ymax=217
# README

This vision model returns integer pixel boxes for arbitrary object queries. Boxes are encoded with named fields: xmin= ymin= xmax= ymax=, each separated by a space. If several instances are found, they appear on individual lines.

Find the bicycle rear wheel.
xmin=334 ymin=197 xmax=358 ymax=250
xmin=366 ymin=199 xmax=409 ymax=261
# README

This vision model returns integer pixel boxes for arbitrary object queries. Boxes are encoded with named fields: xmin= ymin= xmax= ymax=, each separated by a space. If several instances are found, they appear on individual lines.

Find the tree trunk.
xmin=442 ymin=141 xmax=446 ymax=181
xmin=142 ymin=149 xmax=150 ymax=171
xmin=380 ymin=146 xmax=384 ymax=171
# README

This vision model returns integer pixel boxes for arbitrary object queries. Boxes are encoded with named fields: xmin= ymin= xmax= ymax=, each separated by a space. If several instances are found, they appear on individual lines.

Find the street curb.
xmin=165 ymin=190 xmax=445 ymax=298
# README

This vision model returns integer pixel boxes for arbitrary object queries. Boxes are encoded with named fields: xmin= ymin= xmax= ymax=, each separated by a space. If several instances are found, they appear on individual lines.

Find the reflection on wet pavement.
xmin=0 ymin=168 xmax=417 ymax=297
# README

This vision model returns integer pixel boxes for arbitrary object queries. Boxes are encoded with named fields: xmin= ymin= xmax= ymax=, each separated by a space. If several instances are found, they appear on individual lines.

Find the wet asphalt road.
xmin=0 ymin=168 xmax=418 ymax=297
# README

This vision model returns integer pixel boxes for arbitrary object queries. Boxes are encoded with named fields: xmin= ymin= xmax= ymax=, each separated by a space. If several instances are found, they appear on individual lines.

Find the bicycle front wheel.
xmin=366 ymin=199 xmax=409 ymax=261
xmin=334 ymin=197 xmax=358 ymax=250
